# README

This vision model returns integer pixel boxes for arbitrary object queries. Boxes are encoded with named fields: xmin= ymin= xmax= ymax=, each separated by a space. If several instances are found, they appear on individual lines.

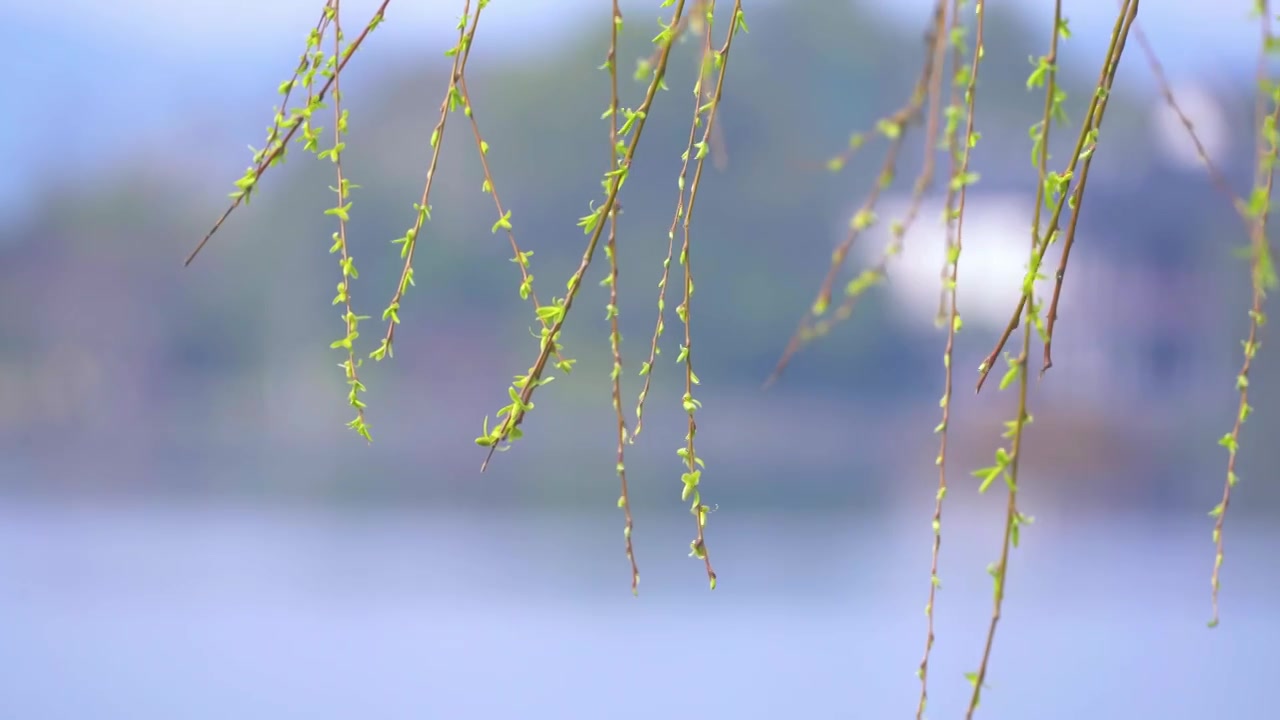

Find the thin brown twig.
xmin=975 ymin=0 xmax=1138 ymax=391
xmin=481 ymin=0 xmax=692 ymax=471
xmin=455 ymin=73 xmax=567 ymax=368
xmin=185 ymin=1 xmax=391 ymax=266
xmin=764 ymin=19 xmax=944 ymax=388
xmin=966 ymin=5 xmax=1138 ymax=717
xmin=1133 ymin=24 xmax=1245 ymax=216
xmin=605 ymin=0 xmax=640 ymax=595
xmin=1128 ymin=15 xmax=1274 ymax=625
xmin=800 ymin=5 xmax=953 ymax=370
xmin=325 ymin=0 xmax=371 ymax=441
xmin=692 ymin=20 xmax=731 ymax=172
xmin=676 ymin=0 xmax=744 ymax=590
xmin=916 ymin=3 xmax=961 ymax=716
xmin=1040 ymin=1 xmax=1138 ymax=374
xmin=631 ymin=39 xmax=707 ymax=441
xmin=1211 ymin=0 xmax=1279 ymax=628
xmin=965 ymin=0 xmax=1058 ymax=712
xmin=377 ymin=0 xmax=480 ymax=359
xmin=957 ymin=0 xmax=999 ymax=714
xmin=631 ymin=0 xmax=731 ymax=443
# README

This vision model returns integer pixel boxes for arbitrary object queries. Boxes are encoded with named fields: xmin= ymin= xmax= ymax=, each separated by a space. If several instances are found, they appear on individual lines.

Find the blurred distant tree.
xmin=183 ymin=1 xmax=1276 ymax=716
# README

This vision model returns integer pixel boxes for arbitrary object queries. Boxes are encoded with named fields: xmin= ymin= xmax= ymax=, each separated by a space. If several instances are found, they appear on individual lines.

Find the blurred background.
xmin=3 ymin=0 xmax=1278 ymax=717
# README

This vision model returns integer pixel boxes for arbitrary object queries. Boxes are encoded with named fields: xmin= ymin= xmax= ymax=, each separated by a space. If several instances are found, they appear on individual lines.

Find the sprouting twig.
xmin=672 ymin=0 xmax=746 ymax=590
xmin=604 ymin=0 xmax=640 ymax=595
xmin=477 ymin=0 xmax=693 ymax=470
xmin=1210 ymin=1 xmax=1280 ymax=628
xmin=1133 ymin=25 xmax=1245 ymax=216
xmin=455 ymin=72 xmax=568 ymax=367
xmin=975 ymin=0 xmax=1138 ymax=391
xmin=965 ymin=4 xmax=1138 ymax=718
xmin=323 ymin=0 xmax=372 ymax=441
xmin=765 ymin=16 xmax=945 ymax=388
xmin=916 ymin=3 xmax=963 ymax=716
xmin=186 ymin=1 xmax=391 ymax=266
xmin=372 ymin=0 xmax=481 ymax=362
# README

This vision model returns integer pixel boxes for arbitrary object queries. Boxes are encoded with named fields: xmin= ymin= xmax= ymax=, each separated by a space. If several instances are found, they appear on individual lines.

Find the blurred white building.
xmin=850 ymin=189 xmax=1224 ymax=413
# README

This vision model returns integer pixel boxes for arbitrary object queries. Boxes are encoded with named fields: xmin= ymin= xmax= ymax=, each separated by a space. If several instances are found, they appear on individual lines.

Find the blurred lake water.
xmin=0 ymin=499 xmax=1274 ymax=719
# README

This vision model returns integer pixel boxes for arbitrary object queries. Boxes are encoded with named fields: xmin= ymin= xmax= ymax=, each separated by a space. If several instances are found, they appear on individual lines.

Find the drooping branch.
xmin=475 ymin=0 xmax=694 ymax=469
xmin=603 ymin=0 xmax=640 ymax=595
xmin=185 ymin=1 xmax=392 ymax=267
xmin=1210 ymin=0 xmax=1280 ymax=628
xmin=178 ymin=4 xmax=1276 ymax=703
xmin=764 ymin=17 xmax=946 ymax=387
xmin=371 ymin=0 xmax=484 ymax=363
xmin=975 ymin=0 xmax=1138 ymax=392
xmin=916 ymin=3 xmax=965 ymax=716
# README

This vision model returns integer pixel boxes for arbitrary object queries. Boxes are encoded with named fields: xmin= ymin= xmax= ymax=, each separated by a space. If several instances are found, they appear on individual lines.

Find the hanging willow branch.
xmin=182 ymin=1 xmax=1275 ymax=715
